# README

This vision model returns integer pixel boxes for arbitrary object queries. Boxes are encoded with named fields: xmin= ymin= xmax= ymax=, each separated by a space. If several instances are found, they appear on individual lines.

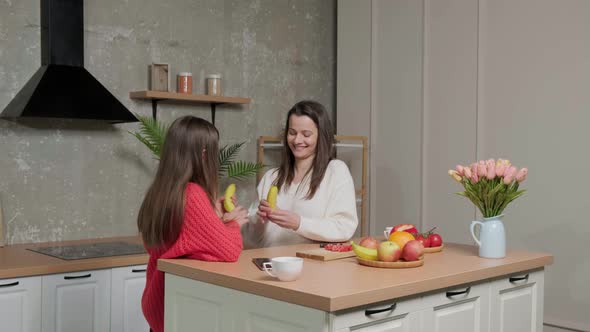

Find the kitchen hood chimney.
xmin=0 ymin=0 xmax=137 ymax=123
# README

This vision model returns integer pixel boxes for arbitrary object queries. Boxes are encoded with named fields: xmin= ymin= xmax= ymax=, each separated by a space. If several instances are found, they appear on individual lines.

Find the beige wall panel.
xmin=372 ymin=0 xmax=424 ymax=235
xmin=422 ymin=0 xmax=478 ymax=242
xmin=478 ymin=0 xmax=590 ymax=328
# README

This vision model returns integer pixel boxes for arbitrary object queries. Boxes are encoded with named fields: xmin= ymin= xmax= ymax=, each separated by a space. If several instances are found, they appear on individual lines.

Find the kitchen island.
xmin=159 ymin=243 xmax=552 ymax=332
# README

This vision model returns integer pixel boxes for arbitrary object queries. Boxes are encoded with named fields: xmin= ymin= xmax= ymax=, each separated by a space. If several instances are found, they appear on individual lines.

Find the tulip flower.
xmin=477 ymin=163 xmax=487 ymax=178
xmin=455 ymin=165 xmax=465 ymax=177
xmin=485 ymin=159 xmax=496 ymax=180
xmin=448 ymin=170 xmax=462 ymax=182
xmin=516 ymin=168 xmax=528 ymax=183
xmin=495 ymin=161 xmax=506 ymax=177
xmin=463 ymin=166 xmax=472 ymax=179
xmin=503 ymin=166 xmax=518 ymax=184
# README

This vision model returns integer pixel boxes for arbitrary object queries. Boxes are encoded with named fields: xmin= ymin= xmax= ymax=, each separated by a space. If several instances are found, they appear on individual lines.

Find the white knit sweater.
xmin=243 ymin=159 xmax=358 ymax=248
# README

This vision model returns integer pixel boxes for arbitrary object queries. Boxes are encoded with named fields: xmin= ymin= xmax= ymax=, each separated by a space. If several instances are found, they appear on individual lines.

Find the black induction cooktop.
xmin=28 ymin=241 xmax=146 ymax=260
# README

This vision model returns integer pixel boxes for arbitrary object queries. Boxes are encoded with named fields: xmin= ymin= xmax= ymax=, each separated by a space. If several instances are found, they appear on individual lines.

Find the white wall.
xmin=338 ymin=0 xmax=590 ymax=330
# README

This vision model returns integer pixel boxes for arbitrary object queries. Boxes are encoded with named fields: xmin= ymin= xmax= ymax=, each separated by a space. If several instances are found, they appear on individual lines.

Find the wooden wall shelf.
xmin=129 ymin=91 xmax=251 ymax=125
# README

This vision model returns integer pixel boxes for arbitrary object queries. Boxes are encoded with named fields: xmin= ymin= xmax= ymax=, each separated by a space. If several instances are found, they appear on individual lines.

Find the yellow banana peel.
xmin=223 ymin=184 xmax=236 ymax=212
xmin=267 ymin=186 xmax=278 ymax=209
xmin=351 ymin=241 xmax=378 ymax=261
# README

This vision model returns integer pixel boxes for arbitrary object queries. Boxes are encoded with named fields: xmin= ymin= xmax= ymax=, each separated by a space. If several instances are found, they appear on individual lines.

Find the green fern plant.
xmin=129 ymin=114 xmax=264 ymax=180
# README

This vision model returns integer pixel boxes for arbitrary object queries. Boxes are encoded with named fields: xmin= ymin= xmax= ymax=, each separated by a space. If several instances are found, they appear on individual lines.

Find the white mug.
xmin=383 ymin=227 xmax=393 ymax=239
xmin=263 ymin=256 xmax=303 ymax=281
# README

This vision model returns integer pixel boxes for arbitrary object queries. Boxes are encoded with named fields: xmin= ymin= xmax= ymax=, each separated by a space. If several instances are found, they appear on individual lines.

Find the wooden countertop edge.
xmin=159 ymin=254 xmax=553 ymax=312
xmin=158 ymin=259 xmax=332 ymax=310
xmin=330 ymin=255 xmax=553 ymax=311
xmin=0 ymin=254 xmax=148 ymax=279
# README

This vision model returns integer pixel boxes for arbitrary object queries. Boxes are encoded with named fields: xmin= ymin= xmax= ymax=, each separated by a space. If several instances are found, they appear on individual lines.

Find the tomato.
xmin=324 ymin=243 xmax=352 ymax=252
xmin=428 ymin=233 xmax=443 ymax=247
xmin=415 ymin=234 xmax=431 ymax=248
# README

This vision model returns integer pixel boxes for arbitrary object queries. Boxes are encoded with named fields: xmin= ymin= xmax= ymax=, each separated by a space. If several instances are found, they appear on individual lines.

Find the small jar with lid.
xmin=177 ymin=72 xmax=193 ymax=94
xmin=206 ymin=74 xmax=222 ymax=96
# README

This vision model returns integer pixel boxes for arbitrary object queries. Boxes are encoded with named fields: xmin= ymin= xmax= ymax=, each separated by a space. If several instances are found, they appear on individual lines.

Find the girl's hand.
xmin=257 ymin=199 xmax=270 ymax=224
xmin=259 ymin=203 xmax=301 ymax=231
xmin=216 ymin=195 xmax=237 ymax=217
xmin=222 ymin=205 xmax=248 ymax=227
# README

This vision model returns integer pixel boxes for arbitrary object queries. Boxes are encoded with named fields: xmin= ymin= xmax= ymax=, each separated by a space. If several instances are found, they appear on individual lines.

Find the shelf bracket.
xmin=151 ymin=99 xmax=159 ymax=120
xmin=210 ymin=103 xmax=216 ymax=126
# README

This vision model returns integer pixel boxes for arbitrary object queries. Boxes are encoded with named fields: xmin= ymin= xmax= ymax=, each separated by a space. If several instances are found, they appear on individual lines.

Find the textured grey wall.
xmin=0 ymin=0 xmax=335 ymax=244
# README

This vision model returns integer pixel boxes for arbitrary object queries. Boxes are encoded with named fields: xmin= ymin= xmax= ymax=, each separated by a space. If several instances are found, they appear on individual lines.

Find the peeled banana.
xmin=223 ymin=184 xmax=236 ymax=212
xmin=351 ymin=241 xmax=378 ymax=261
xmin=267 ymin=186 xmax=278 ymax=209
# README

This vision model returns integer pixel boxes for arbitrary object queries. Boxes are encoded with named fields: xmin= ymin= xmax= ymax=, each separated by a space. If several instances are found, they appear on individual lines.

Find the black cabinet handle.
xmin=365 ymin=303 xmax=396 ymax=316
xmin=446 ymin=286 xmax=471 ymax=298
xmin=132 ymin=268 xmax=147 ymax=273
xmin=0 ymin=281 xmax=19 ymax=288
xmin=64 ymin=273 xmax=91 ymax=280
xmin=509 ymin=274 xmax=529 ymax=283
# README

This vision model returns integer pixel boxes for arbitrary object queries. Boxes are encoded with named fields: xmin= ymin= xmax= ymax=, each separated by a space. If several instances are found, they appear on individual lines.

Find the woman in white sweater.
xmin=244 ymin=100 xmax=358 ymax=247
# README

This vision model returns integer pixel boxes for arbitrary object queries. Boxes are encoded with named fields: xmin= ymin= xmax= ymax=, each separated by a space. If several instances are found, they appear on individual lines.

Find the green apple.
xmin=377 ymin=241 xmax=402 ymax=262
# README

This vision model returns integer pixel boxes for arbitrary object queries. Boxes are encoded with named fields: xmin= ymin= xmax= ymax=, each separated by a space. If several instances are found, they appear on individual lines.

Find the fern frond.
xmin=128 ymin=114 xmax=168 ymax=159
xmin=219 ymin=142 xmax=245 ymax=174
xmin=223 ymin=161 xmax=265 ymax=181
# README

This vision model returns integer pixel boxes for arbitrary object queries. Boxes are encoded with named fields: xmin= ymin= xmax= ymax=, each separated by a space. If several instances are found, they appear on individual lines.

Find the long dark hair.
xmin=137 ymin=116 xmax=220 ymax=248
xmin=274 ymin=100 xmax=335 ymax=199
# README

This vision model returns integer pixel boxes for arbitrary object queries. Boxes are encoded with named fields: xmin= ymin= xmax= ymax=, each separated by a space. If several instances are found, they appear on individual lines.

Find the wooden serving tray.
xmin=356 ymin=256 xmax=424 ymax=268
xmin=296 ymin=248 xmax=356 ymax=261
xmin=423 ymin=244 xmax=444 ymax=253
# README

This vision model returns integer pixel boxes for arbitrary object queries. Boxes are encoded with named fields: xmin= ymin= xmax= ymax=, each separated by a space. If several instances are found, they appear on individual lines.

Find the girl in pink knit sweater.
xmin=137 ymin=116 xmax=248 ymax=332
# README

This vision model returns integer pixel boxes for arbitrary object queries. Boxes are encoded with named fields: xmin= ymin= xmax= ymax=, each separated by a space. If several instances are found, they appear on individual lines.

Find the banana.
xmin=223 ymin=184 xmax=236 ymax=212
xmin=267 ymin=185 xmax=278 ymax=209
xmin=351 ymin=241 xmax=378 ymax=261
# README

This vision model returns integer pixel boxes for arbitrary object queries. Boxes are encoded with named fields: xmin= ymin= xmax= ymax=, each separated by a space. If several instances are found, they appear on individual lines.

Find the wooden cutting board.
xmin=296 ymin=248 xmax=356 ymax=261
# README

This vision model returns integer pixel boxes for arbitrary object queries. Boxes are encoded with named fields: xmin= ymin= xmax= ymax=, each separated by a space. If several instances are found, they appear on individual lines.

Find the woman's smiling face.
xmin=287 ymin=114 xmax=318 ymax=161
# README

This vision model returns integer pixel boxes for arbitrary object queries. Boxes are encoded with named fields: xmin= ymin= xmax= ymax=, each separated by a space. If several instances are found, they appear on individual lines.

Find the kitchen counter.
xmin=0 ymin=236 xmax=148 ymax=279
xmin=159 ymin=242 xmax=553 ymax=312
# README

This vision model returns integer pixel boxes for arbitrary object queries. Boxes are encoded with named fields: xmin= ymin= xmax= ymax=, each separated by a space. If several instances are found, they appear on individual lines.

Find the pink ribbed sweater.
xmin=141 ymin=183 xmax=243 ymax=332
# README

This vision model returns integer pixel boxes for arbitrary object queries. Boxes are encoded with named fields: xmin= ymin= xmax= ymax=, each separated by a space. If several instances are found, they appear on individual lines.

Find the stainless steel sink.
xmin=28 ymin=241 xmax=146 ymax=260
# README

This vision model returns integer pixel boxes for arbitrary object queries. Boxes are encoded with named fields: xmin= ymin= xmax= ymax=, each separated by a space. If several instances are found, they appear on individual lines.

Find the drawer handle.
xmin=365 ymin=303 xmax=396 ymax=316
xmin=509 ymin=274 xmax=529 ymax=283
xmin=446 ymin=286 xmax=471 ymax=298
xmin=0 ymin=281 xmax=19 ymax=288
xmin=132 ymin=268 xmax=147 ymax=273
xmin=64 ymin=273 xmax=91 ymax=280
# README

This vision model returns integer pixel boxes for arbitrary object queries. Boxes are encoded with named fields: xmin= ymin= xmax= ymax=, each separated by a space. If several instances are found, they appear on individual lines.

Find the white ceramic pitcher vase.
xmin=470 ymin=214 xmax=506 ymax=258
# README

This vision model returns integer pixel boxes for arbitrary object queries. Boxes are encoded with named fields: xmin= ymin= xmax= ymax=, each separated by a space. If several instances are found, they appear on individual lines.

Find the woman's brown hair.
xmin=137 ymin=116 xmax=220 ymax=248
xmin=274 ymin=100 xmax=335 ymax=199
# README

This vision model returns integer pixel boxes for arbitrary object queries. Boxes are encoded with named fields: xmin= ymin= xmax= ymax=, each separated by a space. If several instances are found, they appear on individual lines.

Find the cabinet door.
xmin=42 ymin=269 xmax=111 ymax=332
xmin=0 ymin=276 xmax=42 ymax=332
xmin=333 ymin=297 xmax=423 ymax=332
xmin=490 ymin=269 xmax=544 ymax=332
xmin=111 ymin=265 xmax=149 ymax=332
xmin=421 ymin=282 xmax=489 ymax=332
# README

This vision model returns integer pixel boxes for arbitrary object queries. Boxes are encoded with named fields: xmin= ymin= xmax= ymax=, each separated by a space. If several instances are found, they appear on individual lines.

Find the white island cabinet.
xmin=0 ymin=275 xmax=42 ymax=332
xmin=160 ymin=243 xmax=553 ymax=332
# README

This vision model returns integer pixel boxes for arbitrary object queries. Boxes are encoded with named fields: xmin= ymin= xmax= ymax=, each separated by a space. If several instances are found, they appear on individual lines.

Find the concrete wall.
xmin=338 ymin=0 xmax=590 ymax=330
xmin=0 ymin=0 xmax=335 ymax=244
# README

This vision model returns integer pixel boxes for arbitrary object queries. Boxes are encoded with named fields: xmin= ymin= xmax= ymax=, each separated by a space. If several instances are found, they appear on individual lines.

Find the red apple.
xmin=377 ymin=241 xmax=402 ymax=262
xmin=392 ymin=224 xmax=418 ymax=237
xmin=359 ymin=237 xmax=380 ymax=250
xmin=402 ymin=240 xmax=424 ymax=261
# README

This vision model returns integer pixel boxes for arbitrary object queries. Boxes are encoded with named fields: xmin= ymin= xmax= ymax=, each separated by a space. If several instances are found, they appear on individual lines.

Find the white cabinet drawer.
xmin=332 ymin=295 xmax=422 ymax=330
xmin=421 ymin=282 xmax=490 ymax=332
xmin=0 ymin=276 xmax=42 ymax=332
xmin=490 ymin=269 xmax=544 ymax=332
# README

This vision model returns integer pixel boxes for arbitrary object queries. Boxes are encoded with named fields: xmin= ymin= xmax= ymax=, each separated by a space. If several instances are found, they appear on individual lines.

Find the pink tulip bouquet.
xmin=448 ymin=159 xmax=528 ymax=218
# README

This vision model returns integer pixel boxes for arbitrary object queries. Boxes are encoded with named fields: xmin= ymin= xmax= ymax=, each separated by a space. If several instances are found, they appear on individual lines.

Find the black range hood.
xmin=1 ymin=0 xmax=137 ymax=123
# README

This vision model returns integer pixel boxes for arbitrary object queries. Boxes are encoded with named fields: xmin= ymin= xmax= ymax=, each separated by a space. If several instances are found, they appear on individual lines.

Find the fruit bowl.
xmin=423 ymin=244 xmax=444 ymax=253
xmin=356 ymin=256 xmax=424 ymax=269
